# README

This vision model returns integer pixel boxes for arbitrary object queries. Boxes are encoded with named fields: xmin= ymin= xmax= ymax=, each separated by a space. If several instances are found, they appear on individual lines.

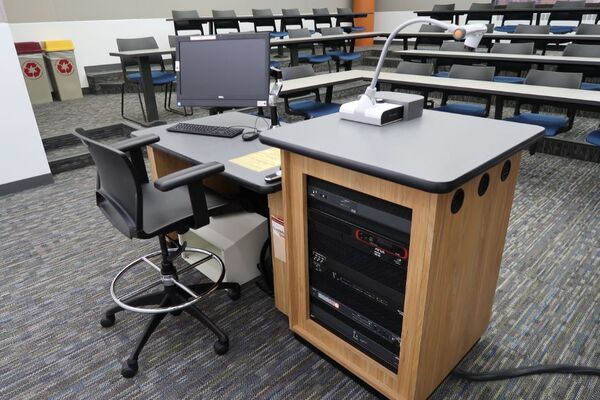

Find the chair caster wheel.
xmin=121 ymin=359 xmax=138 ymax=378
xmin=227 ymin=285 xmax=241 ymax=301
xmin=214 ymin=340 xmax=229 ymax=355
xmin=170 ymin=310 xmax=183 ymax=316
xmin=100 ymin=314 xmax=115 ymax=328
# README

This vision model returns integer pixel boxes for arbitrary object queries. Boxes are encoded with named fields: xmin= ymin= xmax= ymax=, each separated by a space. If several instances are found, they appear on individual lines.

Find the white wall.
xmin=9 ymin=18 xmax=319 ymax=88
xmin=0 ymin=20 xmax=51 ymax=187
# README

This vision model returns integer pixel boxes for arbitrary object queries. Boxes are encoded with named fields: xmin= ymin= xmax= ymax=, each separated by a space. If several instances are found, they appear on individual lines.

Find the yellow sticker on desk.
xmin=230 ymin=148 xmax=281 ymax=172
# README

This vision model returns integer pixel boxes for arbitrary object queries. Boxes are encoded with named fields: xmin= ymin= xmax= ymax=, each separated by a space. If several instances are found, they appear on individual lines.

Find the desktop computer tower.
xmin=307 ymin=177 xmax=412 ymax=372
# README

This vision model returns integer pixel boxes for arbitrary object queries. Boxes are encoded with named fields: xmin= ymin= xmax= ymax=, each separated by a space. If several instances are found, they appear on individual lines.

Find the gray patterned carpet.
xmin=0 ymin=152 xmax=598 ymax=399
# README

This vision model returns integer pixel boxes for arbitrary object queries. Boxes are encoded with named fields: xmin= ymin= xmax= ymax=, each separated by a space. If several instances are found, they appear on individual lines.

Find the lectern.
xmin=260 ymin=110 xmax=543 ymax=400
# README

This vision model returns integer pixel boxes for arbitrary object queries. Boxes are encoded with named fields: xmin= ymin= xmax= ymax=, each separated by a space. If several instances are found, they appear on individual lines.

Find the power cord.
xmin=453 ymin=364 xmax=600 ymax=381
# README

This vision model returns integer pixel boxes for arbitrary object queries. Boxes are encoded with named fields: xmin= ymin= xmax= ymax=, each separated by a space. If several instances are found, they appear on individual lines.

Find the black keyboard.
xmin=167 ymin=123 xmax=244 ymax=138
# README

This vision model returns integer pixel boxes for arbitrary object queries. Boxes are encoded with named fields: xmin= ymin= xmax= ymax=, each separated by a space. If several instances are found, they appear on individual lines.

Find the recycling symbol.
xmin=23 ymin=61 xmax=42 ymax=79
xmin=56 ymin=58 xmax=74 ymax=75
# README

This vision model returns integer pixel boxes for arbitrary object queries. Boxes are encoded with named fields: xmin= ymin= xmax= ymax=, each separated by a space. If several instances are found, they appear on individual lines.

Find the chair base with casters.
xmin=102 ymin=235 xmax=240 ymax=378
xmin=505 ymin=113 xmax=570 ymax=137
xmin=586 ymin=130 xmax=600 ymax=146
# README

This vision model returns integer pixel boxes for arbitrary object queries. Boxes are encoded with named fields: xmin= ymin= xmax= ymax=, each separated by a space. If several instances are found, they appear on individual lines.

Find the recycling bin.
xmin=15 ymin=42 xmax=53 ymax=105
xmin=41 ymin=40 xmax=83 ymax=101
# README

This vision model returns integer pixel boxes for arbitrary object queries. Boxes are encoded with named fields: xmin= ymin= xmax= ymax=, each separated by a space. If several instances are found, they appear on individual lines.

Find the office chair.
xmin=495 ymin=1 xmax=536 ymax=33
xmin=559 ymin=43 xmax=600 ymax=90
xmin=336 ymin=7 xmax=365 ymax=33
xmin=116 ymin=37 xmax=177 ymax=125
xmin=74 ymin=131 xmax=241 ymax=378
xmin=312 ymin=8 xmax=333 ymax=30
xmin=465 ymin=3 xmax=494 ymax=24
xmin=281 ymin=8 xmax=307 ymax=32
xmin=172 ymin=10 xmax=204 ymax=35
xmin=287 ymin=29 xmax=333 ymax=72
xmin=212 ymin=10 xmax=240 ymax=33
xmin=504 ymin=69 xmax=582 ymax=137
xmin=252 ymin=9 xmax=287 ymax=38
xmin=490 ymin=42 xmax=535 ymax=84
xmin=392 ymin=61 xmax=435 ymax=108
xmin=435 ymin=65 xmax=496 ymax=117
xmin=320 ymin=27 xmax=362 ymax=71
xmin=432 ymin=3 xmax=456 ymax=23
xmin=513 ymin=24 xmax=550 ymax=54
xmin=547 ymin=0 xmax=585 ymax=34
xmin=280 ymin=65 xmax=341 ymax=119
xmin=432 ymin=41 xmax=470 ymax=77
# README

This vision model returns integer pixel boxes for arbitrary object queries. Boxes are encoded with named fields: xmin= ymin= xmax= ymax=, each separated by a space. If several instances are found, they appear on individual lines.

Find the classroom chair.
xmin=435 ymin=65 xmax=496 ymax=117
xmin=280 ymin=65 xmax=341 ymax=119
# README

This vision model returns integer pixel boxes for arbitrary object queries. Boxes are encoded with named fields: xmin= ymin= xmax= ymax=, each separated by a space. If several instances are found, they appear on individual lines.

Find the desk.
xmin=414 ymin=6 xmax=600 ymax=24
xmin=260 ymin=111 xmax=543 ymax=400
xmin=168 ymin=12 xmax=369 ymax=35
xmin=133 ymin=112 xmax=289 ymax=312
xmin=396 ymin=49 xmax=600 ymax=69
xmin=391 ymin=32 xmax=600 ymax=50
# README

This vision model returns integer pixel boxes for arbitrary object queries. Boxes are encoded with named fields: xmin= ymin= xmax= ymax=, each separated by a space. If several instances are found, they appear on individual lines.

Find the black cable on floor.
xmin=453 ymin=364 xmax=600 ymax=381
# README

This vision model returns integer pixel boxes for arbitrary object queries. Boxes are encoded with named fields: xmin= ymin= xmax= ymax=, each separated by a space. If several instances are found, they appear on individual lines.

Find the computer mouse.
xmin=242 ymin=131 xmax=260 ymax=141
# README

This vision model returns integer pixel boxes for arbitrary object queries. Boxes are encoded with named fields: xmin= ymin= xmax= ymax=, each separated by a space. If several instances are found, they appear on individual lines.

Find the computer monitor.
xmin=175 ymin=33 xmax=270 ymax=108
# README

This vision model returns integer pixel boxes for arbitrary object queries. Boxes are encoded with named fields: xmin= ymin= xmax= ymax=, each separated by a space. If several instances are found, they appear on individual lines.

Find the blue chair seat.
xmin=494 ymin=75 xmax=526 ymax=84
xmin=270 ymin=60 xmax=282 ymax=69
xmin=352 ymin=26 xmax=366 ymax=32
xmin=586 ymin=130 xmax=600 ymax=146
xmin=433 ymin=71 xmax=449 ymax=78
xmin=326 ymin=50 xmax=345 ymax=57
xmin=549 ymin=26 xmax=576 ymax=34
xmin=298 ymin=53 xmax=332 ymax=63
xmin=581 ymin=82 xmax=600 ymax=91
xmin=331 ymin=52 xmax=362 ymax=62
xmin=289 ymin=99 xmax=341 ymax=118
xmin=127 ymin=71 xmax=176 ymax=85
xmin=435 ymin=103 xmax=487 ymax=117
xmin=495 ymin=25 xmax=517 ymax=33
xmin=504 ymin=113 xmax=569 ymax=137
xmin=269 ymin=31 xmax=288 ymax=38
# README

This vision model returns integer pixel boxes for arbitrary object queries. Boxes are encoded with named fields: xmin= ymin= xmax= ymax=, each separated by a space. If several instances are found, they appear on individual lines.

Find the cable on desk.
xmin=453 ymin=364 xmax=600 ymax=381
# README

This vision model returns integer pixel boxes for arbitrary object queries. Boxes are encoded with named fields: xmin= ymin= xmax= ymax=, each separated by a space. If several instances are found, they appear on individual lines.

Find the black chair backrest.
xmin=336 ymin=7 xmax=355 ymax=25
xmin=212 ymin=10 xmax=240 ymax=32
xmin=440 ymin=41 xmax=467 ymax=51
xmin=524 ymin=69 xmax=582 ymax=88
xmin=282 ymin=64 xmax=315 ymax=80
xmin=116 ymin=37 xmax=164 ymax=71
xmin=491 ymin=42 xmax=535 ymax=54
xmin=449 ymin=64 xmax=495 ymax=81
xmin=172 ymin=10 xmax=203 ymax=34
xmin=514 ymin=24 xmax=550 ymax=34
xmin=282 ymin=8 xmax=304 ymax=31
xmin=466 ymin=2 xmax=494 ymax=23
xmin=396 ymin=61 xmax=434 ymax=76
xmin=287 ymin=28 xmax=313 ymax=50
xmin=563 ymin=43 xmax=600 ymax=57
xmin=548 ymin=0 xmax=585 ymax=24
xmin=504 ymin=1 xmax=535 ymax=24
xmin=320 ymin=27 xmax=345 ymax=36
xmin=313 ymin=8 xmax=332 ymax=27
xmin=432 ymin=3 xmax=455 ymax=22
xmin=74 ymin=132 xmax=142 ymax=238
xmin=252 ymin=8 xmax=277 ymax=32
xmin=415 ymin=24 xmax=446 ymax=49
xmin=576 ymin=24 xmax=600 ymax=35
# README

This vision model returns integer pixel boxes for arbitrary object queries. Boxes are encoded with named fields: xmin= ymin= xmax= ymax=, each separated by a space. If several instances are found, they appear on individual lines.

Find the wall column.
xmin=354 ymin=0 xmax=375 ymax=46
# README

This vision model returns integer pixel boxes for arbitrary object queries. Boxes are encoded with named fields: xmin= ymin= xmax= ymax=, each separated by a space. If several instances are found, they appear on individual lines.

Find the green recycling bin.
xmin=42 ymin=40 xmax=83 ymax=101
xmin=15 ymin=42 xmax=53 ymax=105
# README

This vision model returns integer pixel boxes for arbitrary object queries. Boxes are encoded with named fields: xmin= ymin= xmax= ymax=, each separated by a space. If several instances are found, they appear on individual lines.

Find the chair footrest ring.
xmin=109 ymin=248 xmax=225 ymax=314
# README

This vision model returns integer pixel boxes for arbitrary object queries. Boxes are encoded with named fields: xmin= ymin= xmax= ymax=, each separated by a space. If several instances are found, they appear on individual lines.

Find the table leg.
xmin=289 ymin=46 xmax=299 ymax=66
xmin=137 ymin=56 xmax=164 ymax=127
xmin=325 ymin=86 xmax=333 ymax=103
xmin=494 ymin=96 xmax=505 ymax=120
xmin=209 ymin=22 xmax=214 ymax=35
xmin=404 ymin=38 xmax=408 ymax=51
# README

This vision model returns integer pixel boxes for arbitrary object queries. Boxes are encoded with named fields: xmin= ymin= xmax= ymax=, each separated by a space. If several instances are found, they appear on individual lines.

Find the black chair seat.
xmin=141 ymin=184 xmax=229 ymax=236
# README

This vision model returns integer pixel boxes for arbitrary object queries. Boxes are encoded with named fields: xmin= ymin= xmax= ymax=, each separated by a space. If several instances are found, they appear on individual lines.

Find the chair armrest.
xmin=113 ymin=134 xmax=160 ymax=152
xmin=154 ymin=162 xmax=225 ymax=192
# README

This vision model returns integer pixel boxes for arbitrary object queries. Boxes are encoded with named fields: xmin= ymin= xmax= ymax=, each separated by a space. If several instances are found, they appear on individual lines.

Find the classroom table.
xmin=168 ymin=12 xmax=369 ymax=35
